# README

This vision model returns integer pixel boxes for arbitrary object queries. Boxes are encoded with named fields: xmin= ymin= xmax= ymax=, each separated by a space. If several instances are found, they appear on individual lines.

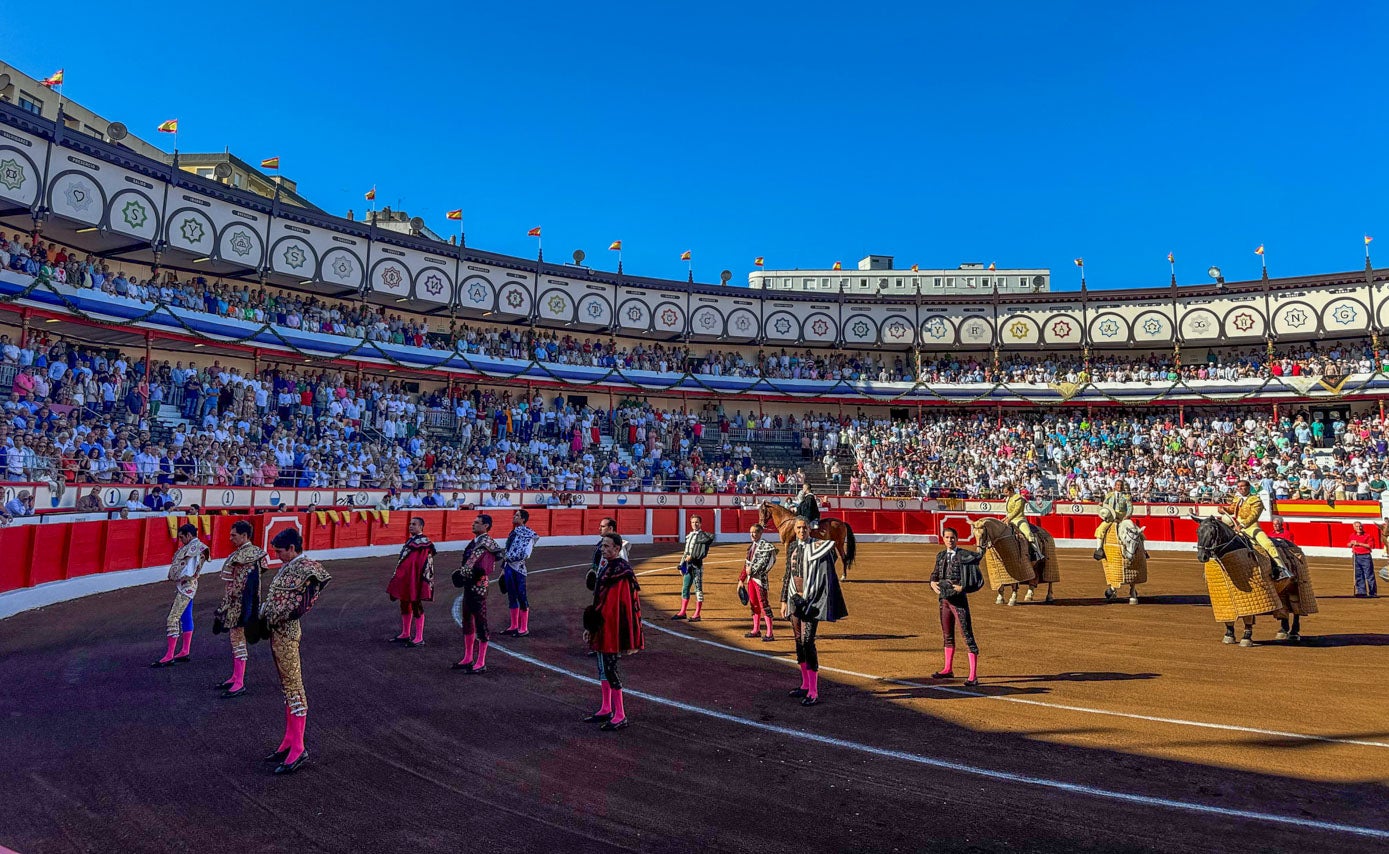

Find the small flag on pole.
xmin=157 ymin=119 xmax=179 ymax=133
xmin=445 ymin=209 xmax=463 ymax=220
xmin=679 ymin=250 xmax=691 ymax=261
xmin=910 ymin=264 xmax=919 ymax=272
xmin=40 ymin=69 xmax=64 ymax=88
xmin=365 ymin=186 xmax=377 ymax=201
xmin=831 ymin=261 xmax=842 ymax=270
xmin=1365 ymin=235 xmax=1374 ymax=245
xmin=754 ymin=257 xmax=764 ymax=267
xmin=608 ymin=240 xmax=622 ymax=251
xmin=1073 ymin=258 xmax=1084 ymax=267
xmin=1167 ymin=252 xmax=1174 ymax=264
xmin=1254 ymin=245 xmax=1265 ymax=256
xmin=260 ymin=156 xmax=280 ymax=170
xmin=527 ymin=226 xmax=542 ymax=237
xmin=988 ymin=262 xmax=996 ymax=271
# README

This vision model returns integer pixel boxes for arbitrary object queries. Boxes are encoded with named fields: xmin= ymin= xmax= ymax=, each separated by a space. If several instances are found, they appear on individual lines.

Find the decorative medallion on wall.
xmin=0 ymin=158 xmax=25 ymax=192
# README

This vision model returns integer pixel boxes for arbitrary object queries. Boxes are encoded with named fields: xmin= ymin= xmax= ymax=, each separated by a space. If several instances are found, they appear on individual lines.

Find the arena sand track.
xmin=1 ymin=543 xmax=1386 ymax=854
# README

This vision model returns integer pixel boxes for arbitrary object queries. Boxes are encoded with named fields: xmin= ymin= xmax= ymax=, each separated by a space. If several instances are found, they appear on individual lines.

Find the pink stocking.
xmin=519 ymin=609 xmax=530 ymax=634
xmin=457 ymin=633 xmax=476 ymax=666
xmin=158 ymin=636 xmax=177 ymax=663
xmin=412 ymin=614 xmax=425 ymax=644
xmin=397 ymin=613 xmax=413 ymax=640
xmin=597 ymin=680 xmax=613 ymax=715
xmin=942 ymin=646 xmax=956 ymax=673
xmin=474 ymin=642 xmax=489 ymax=669
xmin=967 ymin=652 xmax=979 ymax=682
xmin=611 ymin=689 xmax=627 ymax=723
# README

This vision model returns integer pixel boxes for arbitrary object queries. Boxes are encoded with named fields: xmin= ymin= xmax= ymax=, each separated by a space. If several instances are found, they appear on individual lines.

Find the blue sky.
xmin=3 ymin=2 xmax=1384 ymax=290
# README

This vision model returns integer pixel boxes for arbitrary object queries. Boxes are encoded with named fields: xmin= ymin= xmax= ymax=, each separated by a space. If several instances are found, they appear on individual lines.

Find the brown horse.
xmin=760 ymin=501 xmax=857 ymax=581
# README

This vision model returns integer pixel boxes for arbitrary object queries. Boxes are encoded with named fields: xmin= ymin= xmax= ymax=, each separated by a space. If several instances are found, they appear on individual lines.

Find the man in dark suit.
xmin=794 ymin=485 xmax=821 ymax=525
xmin=930 ymin=526 xmax=981 ymax=687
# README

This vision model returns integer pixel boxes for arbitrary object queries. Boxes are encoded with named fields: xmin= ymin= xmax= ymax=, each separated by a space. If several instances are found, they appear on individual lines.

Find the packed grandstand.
xmin=0 ymin=98 xmax=1387 ymax=519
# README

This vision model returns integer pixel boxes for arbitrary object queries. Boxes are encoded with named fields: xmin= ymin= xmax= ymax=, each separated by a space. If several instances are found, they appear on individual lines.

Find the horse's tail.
xmin=843 ymin=524 xmax=857 ymax=569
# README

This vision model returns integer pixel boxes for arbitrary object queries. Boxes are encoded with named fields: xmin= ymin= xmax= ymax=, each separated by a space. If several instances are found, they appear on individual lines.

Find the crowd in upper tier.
xmin=3 ymin=233 xmax=1382 ymax=386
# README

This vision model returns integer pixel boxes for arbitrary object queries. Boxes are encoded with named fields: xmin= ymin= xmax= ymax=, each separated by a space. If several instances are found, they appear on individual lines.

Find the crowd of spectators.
xmin=834 ymin=408 xmax=1389 ymax=504
xmin=4 ymin=234 xmax=1382 ymax=388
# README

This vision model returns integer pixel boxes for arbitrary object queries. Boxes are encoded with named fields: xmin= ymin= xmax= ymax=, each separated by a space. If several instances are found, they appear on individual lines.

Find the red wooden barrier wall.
xmin=1 ymin=506 xmax=1380 ymax=598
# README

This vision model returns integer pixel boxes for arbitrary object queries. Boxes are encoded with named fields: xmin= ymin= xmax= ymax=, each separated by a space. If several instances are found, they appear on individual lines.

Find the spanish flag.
xmin=609 ymin=240 xmax=622 ymax=251
xmin=988 ymin=262 xmax=996 ymax=271
xmin=1073 ymin=258 xmax=1084 ymax=267
xmin=1167 ymin=251 xmax=1174 ymax=264
xmin=157 ymin=119 xmax=179 ymax=133
xmin=680 ymin=250 xmax=691 ymax=261
xmin=1254 ymin=244 xmax=1265 ymax=256
xmin=40 ymin=69 xmax=64 ymax=88
xmin=910 ymin=264 xmax=919 ymax=272
xmin=831 ymin=261 xmax=842 ymax=270
xmin=1366 ymin=235 xmax=1374 ymax=245
xmin=260 ymin=156 xmax=280 ymax=170
xmin=527 ymin=226 xmax=542 ymax=237
xmin=754 ymin=257 xmax=764 ymax=267
xmin=446 ymin=209 xmax=463 ymax=220
xmin=365 ymin=186 xmax=376 ymax=201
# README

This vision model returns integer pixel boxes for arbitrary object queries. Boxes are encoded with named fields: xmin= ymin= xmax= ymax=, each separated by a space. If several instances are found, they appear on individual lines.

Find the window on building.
xmin=859 ymin=278 xmax=869 ymax=289
xmin=803 ymin=278 xmax=813 ymax=288
xmin=933 ymin=277 xmax=943 ymax=288
xmin=945 ymin=277 xmax=955 ymax=288
xmin=232 ymin=174 xmax=243 ymax=188
xmin=17 ymin=92 xmax=42 ymax=115
xmin=196 ymin=168 xmax=215 ymax=178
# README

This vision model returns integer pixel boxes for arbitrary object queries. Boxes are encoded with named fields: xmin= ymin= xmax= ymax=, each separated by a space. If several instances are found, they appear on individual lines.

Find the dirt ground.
xmin=1 ymin=542 xmax=1386 ymax=853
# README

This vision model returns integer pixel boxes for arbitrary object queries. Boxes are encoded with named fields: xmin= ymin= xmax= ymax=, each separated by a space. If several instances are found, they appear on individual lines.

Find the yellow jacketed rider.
xmin=1221 ymin=480 xmax=1288 ymax=577
xmin=1092 ymin=479 xmax=1133 ymax=561
xmin=1006 ymin=487 xmax=1039 ymax=557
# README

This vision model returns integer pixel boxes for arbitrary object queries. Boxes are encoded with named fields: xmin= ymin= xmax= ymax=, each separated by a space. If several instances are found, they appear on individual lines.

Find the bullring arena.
xmin=3 ymin=45 xmax=1389 ymax=853
xmin=2 ymin=505 xmax=1388 ymax=853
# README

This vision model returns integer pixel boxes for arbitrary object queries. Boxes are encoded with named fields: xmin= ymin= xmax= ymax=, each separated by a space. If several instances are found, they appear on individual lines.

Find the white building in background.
xmin=748 ymin=255 xmax=1051 ymax=295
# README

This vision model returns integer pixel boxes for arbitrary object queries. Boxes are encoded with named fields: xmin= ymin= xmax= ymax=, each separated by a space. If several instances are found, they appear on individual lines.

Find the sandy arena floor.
xmin=0 ymin=542 xmax=1385 ymax=853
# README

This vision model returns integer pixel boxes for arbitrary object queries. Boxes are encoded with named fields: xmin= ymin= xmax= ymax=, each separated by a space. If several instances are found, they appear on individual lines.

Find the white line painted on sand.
xmin=641 ymin=621 xmax=1389 ymax=750
xmin=483 ymin=641 xmax=1389 ymax=842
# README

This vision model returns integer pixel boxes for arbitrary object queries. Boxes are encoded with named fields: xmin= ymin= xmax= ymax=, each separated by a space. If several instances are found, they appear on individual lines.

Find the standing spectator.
xmin=1348 ymin=521 xmax=1378 ymax=597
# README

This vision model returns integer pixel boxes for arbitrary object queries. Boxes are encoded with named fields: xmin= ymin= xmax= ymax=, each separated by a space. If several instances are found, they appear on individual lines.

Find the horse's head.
xmin=759 ymin=502 xmax=772 ymax=526
xmin=1195 ymin=516 xmax=1229 ymax=563
xmin=971 ymin=518 xmax=991 ymax=550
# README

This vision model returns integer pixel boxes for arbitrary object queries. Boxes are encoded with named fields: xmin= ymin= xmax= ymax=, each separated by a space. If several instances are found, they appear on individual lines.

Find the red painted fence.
xmin=0 ymin=507 xmax=1376 ymax=598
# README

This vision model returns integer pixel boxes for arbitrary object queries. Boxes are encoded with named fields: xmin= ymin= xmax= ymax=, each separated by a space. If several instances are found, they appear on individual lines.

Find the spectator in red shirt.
xmin=1270 ymin=516 xmax=1294 ymax=543
xmin=1347 ymin=521 xmax=1378 ymax=597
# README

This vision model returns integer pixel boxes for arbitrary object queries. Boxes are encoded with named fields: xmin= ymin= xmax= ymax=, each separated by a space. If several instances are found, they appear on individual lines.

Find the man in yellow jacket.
xmin=1221 ymin=479 xmax=1288 ymax=578
xmin=1006 ymin=486 xmax=1040 ymax=559
xmin=1092 ymin=480 xmax=1132 ymax=561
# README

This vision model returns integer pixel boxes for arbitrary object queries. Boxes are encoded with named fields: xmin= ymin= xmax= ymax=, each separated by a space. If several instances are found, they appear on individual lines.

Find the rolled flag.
xmin=1255 ymin=244 xmax=1265 ymax=256
xmin=609 ymin=240 xmax=622 ymax=251
xmin=157 ymin=119 xmax=179 ymax=133
xmin=680 ymin=250 xmax=691 ymax=261
xmin=832 ymin=261 xmax=842 ymax=270
xmin=1167 ymin=251 xmax=1174 ymax=264
xmin=446 ymin=209 xmax=463 ymax=220
xmin=527 ymin=226 xmax=542 ymax=237
xmin=40 ymin=69 xmax=64 ymax=88
xmin=260 ymin=156 xmax=280 ymax=170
